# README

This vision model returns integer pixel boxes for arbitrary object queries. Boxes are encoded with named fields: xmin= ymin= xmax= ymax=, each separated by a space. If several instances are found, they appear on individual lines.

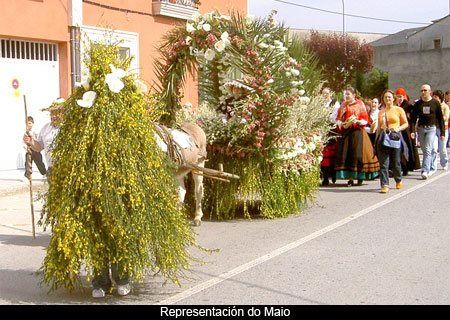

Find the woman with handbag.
xmin=376 ymin=90 xmax=409 ymax=193
xmin=334 ymin=87 xmax=380 ymax=186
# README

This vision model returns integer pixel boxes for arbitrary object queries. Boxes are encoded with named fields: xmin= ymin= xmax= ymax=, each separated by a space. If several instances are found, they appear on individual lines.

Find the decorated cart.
xmin=155 ymin=10 xmax=333 ymax=220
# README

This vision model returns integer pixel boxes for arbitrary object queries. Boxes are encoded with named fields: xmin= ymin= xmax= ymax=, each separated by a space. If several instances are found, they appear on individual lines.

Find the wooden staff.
xmin=24 ymin=95 xmax=36 ymax=239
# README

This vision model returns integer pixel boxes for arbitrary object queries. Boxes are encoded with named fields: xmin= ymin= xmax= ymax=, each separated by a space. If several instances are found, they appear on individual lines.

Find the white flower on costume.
xmin=134 ymin=79 xmax=148 ymax=94
xmin=185 ymin=36 xmax=192 ymax=45
xmin=274 ymin=40 xmax=283 ymax=48
xmin=290 ymin=69 xmax=300 ymax=77
xmin=221 ymin=31 xmax=229 ymax=41
xmin=214 ymin=40 xmax=227 ymax=52
xmin=53 ymin=97 xmax=65 ymax=104
xmin=105 ymin=73 xmax=124 ymax=93
xmin=105 ymin=64 xmax=127 ymax=93
xmin=298 ymin=96 xmax=311 ymax=105
xmin=191 ymin=11 xmax=201 ymax=22
xmin=219 ymin=15 xmax=231 ymax=21
xmin=245 ymin=15 xmax=255 ymax=25
xmin=205 ymin=48 xmax=216 ymax=61
xmin=202 ymin=23 xmax=211 ymax=32
xmin=76 ymin=67 xmax=91 ymax=90
xmin=186 ymin=22 xmax=196 ymax=33
xmin=109 ymin=64 xmax=127 ymax=78
xmin=77 ymin=91 xmax=97 ymax=108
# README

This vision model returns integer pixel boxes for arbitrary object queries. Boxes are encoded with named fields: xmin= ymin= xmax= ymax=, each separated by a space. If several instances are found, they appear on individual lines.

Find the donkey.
xmin=154 ymin=121 xmax=207 ymax=226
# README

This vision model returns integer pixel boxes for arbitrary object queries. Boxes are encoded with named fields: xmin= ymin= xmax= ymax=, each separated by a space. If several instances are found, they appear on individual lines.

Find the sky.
xmin=248 ymin=0 xmax=450 ymax=35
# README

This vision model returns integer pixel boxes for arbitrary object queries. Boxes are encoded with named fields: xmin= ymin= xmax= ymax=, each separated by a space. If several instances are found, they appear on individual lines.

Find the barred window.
xmin=0 ymin=39 xmax=58 ymax=61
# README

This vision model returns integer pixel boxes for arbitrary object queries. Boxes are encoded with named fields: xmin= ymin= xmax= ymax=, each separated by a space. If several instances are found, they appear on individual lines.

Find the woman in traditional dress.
xmin=320 ymin=87 xmax=340 ymax=186
xmin=395 ymin=88 xmax=421 ymax=175
xmin=334 ymin=87 xmax=380 ymax=186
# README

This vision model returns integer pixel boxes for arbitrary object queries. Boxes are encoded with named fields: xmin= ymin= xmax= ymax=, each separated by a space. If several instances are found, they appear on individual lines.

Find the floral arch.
xmin=155 ymin=10 xmax=330 ymax=219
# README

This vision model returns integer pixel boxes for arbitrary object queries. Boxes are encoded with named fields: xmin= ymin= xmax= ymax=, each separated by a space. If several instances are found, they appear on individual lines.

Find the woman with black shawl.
xmin=395 ymin=88 xmax=421 ymax=175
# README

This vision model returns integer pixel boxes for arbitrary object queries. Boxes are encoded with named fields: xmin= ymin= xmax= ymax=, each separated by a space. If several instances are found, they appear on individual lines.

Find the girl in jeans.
xmin=376 ymin=90 xmax=409 ymax=193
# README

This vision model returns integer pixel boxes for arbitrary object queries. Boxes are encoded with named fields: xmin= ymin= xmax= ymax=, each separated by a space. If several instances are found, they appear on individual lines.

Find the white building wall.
xmin=0 ymin=39 xmax=60 ymax=171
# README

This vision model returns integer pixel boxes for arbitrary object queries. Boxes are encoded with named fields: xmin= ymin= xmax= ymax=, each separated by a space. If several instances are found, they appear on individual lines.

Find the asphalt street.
xmin=0 ymin=165 xmax=449 ymax=305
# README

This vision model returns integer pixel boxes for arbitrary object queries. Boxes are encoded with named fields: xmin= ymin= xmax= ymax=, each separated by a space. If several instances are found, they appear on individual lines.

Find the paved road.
xmin=0 ymin=168 xmax=449 ymax=305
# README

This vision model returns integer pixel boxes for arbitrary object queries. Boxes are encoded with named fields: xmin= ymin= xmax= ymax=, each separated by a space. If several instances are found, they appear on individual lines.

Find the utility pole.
xmin=342 ymin=0 xmax=345 ymax=38
xmin=342 ymin=0 xmax=346 ymax=57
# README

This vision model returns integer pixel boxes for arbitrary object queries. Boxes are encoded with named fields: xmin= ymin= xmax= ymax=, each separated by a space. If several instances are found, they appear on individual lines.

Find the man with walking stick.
xmin=23 ymin=98 xmax=64 ymax=183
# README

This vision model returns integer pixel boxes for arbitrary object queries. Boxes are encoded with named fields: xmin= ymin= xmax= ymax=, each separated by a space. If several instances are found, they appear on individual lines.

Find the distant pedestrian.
xmin=410 ymin=84 xmax=445 ymax=179
xmin=23 ymin=116 xmax=47 ymax=180
xmin=445 ymin=91 xmax=450 ymax=147
xmin=23 ymin=99 xmax=64 ymax=183
xmin=431 ymin=89 xmax=448 ymax=170
xmin=375 ymin=90 xmax=409 ymax=193
xmin=365 ymin=98 xmax=379 ymax=146
xmin=395 ymin=88 xmax=421 ymax=175
xmin=320 ymin=87 xmax=340 ymax=186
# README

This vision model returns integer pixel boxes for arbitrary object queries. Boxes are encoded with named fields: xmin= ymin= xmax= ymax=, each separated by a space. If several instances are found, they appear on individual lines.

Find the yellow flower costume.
xmin=38 ymin=40 xmax=197 ymax=291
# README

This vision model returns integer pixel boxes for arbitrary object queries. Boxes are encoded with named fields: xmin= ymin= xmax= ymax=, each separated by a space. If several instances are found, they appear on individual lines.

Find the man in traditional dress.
xmin=320 ymin=87 xmax=340 ymax=186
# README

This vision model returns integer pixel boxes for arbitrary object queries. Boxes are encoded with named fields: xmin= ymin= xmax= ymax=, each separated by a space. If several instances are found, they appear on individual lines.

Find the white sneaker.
xmin=443 ymin=165 xmax=448 ymax=171
xmin=117 ymin=283 xmax=131 ymax=296
xmin=421 ymin=172 xmax=428 ymax=180
xmin=92 ymin=288 xmax=106 ymax=298
xmin=429 ymin=169 xmax=436 ymax=176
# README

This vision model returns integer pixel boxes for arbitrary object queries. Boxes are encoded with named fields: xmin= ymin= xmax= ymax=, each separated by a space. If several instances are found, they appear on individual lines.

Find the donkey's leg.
xmin=192 ymin=161 xmax=205 ymax=226
xmin=175 ymin=171 xmax=187 ymax=204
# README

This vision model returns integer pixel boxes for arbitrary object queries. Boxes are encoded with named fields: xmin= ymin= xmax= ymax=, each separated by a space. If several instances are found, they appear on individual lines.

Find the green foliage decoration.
xmin=38 ymin=39 xmax=198 ymax=291
xmin=155 ymin=10 xmax=331 ymax=220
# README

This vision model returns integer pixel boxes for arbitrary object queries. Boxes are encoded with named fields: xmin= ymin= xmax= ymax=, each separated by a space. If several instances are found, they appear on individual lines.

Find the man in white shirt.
xmin=320 ymin=87 xmax=340 ymax=185
xmin=23 ymin=116 xmax=47 ymax=179
xmin=322 ymin=87 xmax=340 ymax=123
xmin=23 ymin=99 xmax=63 ymax=182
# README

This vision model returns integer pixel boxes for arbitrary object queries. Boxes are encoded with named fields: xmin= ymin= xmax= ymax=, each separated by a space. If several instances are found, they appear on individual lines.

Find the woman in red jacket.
xmin=334 ymin=87 xmax=380 ymax=186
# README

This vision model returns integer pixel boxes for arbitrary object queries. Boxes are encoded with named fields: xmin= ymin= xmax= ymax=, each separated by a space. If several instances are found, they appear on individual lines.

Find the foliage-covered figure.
xmin=38 ymin=39 xmax=197 ymax=292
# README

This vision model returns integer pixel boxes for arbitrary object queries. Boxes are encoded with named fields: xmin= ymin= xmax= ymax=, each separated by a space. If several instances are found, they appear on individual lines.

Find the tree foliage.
xmin=353 ymin=68 xmax=388 ymax=99
xmin=304 ymin=31 xmax=373 ymax=93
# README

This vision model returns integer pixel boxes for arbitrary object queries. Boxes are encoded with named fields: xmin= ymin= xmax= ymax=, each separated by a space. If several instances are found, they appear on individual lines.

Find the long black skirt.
xmin=334 ymin=128 xmax=380 ymax=180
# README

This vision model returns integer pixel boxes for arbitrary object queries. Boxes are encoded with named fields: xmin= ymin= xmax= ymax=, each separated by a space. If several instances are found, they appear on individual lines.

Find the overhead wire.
xmin=272 ymin=0 xmax=431 ymax=26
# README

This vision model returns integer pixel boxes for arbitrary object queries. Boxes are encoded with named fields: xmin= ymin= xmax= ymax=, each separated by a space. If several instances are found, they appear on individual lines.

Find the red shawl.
xmin=336 ymin=99 xmax=369 ymax=132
